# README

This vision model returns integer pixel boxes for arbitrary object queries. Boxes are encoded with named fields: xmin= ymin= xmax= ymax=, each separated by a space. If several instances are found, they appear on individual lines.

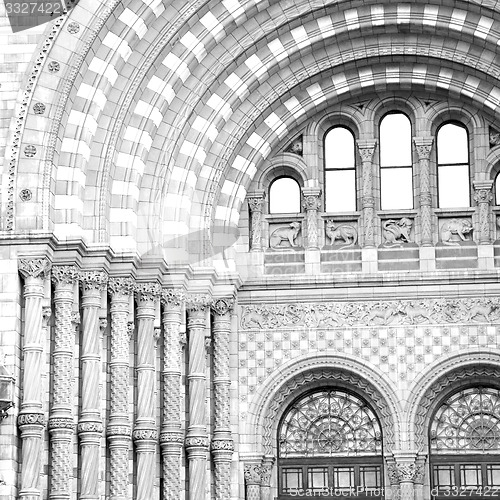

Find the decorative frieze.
xmin=240 ymin=296 xmax=500 ymax=329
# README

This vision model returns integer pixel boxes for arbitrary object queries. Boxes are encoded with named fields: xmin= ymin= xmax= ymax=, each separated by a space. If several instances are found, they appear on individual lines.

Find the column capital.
xmin=18 ymin=257 xmax=51 ymax=279
xmin=186 ymin=294 xmax=212 ymax=312
xmin=356 ymin=139 xmax=377 ymax=161
xmin=211 ymin=297 xmax=235 ymax=316
xmin=302 ymin=189 xmax=322 ymax=211
xmin=51 ymin=265 xmax=79 ymax=285
xmin=413 ymin=136 xmax=434 ymax=159
xmin=161 ymin=288 xmax=186 ymax=307
xmin=244 ymin=463 xmax=262 ymax=485
xmin=108 ymin=276 xmax=135 ymax=296
xmin=247 ymin=190 xmax=266 ymax=212
xmin=135 ymin=282 xmax=161 ymax=303
xmin=79 ymin=270 xmax=108 ymax=293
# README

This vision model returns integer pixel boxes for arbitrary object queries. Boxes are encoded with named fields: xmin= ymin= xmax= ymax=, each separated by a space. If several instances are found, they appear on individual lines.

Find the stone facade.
xmin=2 ymin=1 xmax=500 ymax=499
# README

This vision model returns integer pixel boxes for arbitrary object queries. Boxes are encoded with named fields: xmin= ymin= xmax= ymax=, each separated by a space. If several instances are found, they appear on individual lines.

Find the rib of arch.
xmin=244 ymin=353 xmax=402 ymax=458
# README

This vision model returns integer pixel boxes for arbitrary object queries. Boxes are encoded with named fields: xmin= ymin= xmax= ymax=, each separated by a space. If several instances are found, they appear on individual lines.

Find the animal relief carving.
xmin=270 ymin=222 xmax=301 ymax=248
xmin=325 ymin=221 xmax=358 ymax=248
xmin=383 ymin=218 xmax=413 ymax=247
xmin=440 ymin=219 xmax=473 ymax=245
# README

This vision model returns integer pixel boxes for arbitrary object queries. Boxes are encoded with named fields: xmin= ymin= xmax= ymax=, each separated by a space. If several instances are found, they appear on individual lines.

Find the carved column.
xmin=473 ymin=181 xmax=494 ymax=244
xmin=134 ymin=283 xmax=161 ymax=500
xmin=414 ymin=137 xmax=434 ymax=246
xmin=391 ymin=455 xmax=422 ymax=500
xmin=244 ymin=463 xmax=262 ymax=500
xmin=386 ymin=460 xmax=401 ymax=500
xmin=260 ymin=457 xmax=275 ymax=500
xmin=413 ymin=457 xmax=426 ymax=500
xmin=248 ymin=191 xmax=265 ymax=251
xmin=211 ymin=298 xmax=235 ymax=500
xmin=78 ymin=271 xmax=107 ymax=499
xmin=302 ymin=188 xmax=322 ymax=249
xmin=107 ymin=277 xmax=135 ymax=500
xmin=357 ymin=140 xmax=377 ymax=247
xmin=18 ymin=258 xmax=51 ymax=500
xmin=185 ymin=294 xmax=211 ymax=500
xmin=49 ymin=266 xmax=79 ymax=500
xmin=160 ymin=289 xmax=186 ymax=500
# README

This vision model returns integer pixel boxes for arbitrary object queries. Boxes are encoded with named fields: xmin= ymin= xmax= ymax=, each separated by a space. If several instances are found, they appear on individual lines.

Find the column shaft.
xmin=18 ymin=258 xmax=51 ymax=500
xmin=49 ymin=266 xmax=79 ymax=500
xmin=107 ymin=277 xmax=135 ymax=500
xmin=414 ymin=138 xmax=434 ymax=246
xmin=473 ymin=181 xmax=494 ymax=244
xmin=160 ymin=289 xmax=185 ymax=500
xmin=357 ymin=141 xmax=377 ymax=247
xmin=133 ymin=283 xmax=161 ymax=500
xmin=302 ymin=189 xmax=321 ymax=249
xmin=248 ymin=191 xmax=265 ymax=251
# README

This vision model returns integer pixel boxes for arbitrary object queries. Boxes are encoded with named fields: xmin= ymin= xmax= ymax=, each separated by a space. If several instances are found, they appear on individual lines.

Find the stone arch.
xmin=254 ymin=154 xmax=309 ymax=191
xmin=407 ymin=350 xmax=500 ymax=454
xmin=245 ymin=353 xmax=402 ymax=459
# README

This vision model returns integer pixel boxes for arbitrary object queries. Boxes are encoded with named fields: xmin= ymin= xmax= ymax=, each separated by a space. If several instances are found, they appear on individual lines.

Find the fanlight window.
xmin=437 ymin=122 xmax=470 ymax=208
xmin=324 ymin=126 xmax=356 ymax=212
xmin=379 ymin=112 xmax=413 ymax=210
xmin=279 ymin=390 xmax=382 ymax=458
xmin=431 ymin=387 xmax=500 ymax=454
xmin=269 ymin=176 xmax=301 ymax=214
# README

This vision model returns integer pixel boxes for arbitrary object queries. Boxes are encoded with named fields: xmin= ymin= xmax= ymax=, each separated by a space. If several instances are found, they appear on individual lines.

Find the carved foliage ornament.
xmin=51 ymin=265 xmax=79 ymax=285
xmin=108 ymin=277 xmax=135 ymax=296
xmin=358 ymin=147 xmax=375 ymax=162
xmin=244 ymin=464 xmax=262 ymax=485
xmin=19 ymin=257 xmax=51 ymax=279
xmin=248 ymin=196 xmax=265 ymax=212
xmin=135 ymin=282 xmax=161 ymax=302
xmin=240 ymin=296 xmax=500 ymax=330
xmin=211 ymin=297 xmax=235 ymax=316
xmin=80 ymin=270 xmax=108 ymax=292
xmin=18 ymin=412 xmax=45 ymax=427
xmin=186 ymin=294 xmax=212 ymax=312
xmin=211 ymin=438 xmax=235 ymax=451
xmin=161 ymin=288 xmax=186 ymax=307
xmin=474 ymin=189 xmax=493 ymax=204
xmin=303 ymin=195 xmax=321 ymax=211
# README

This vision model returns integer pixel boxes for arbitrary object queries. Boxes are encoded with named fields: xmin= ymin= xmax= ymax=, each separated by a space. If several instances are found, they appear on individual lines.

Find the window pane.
xmin=438 ymin=164 xmax=470 ymax=208
xmin=282 ymin=468 xmax=303 ymax=493
xmin=380 ymin=113 xmax=412 ymax=167
xmin=360 ymin=466 xmax=381 ymax=490
xmin=438 ymin=123 xmax=468 ymax=165
xmin=269 ymin=177 xmax=301 ymax=213
xmin=333 ymin=467 xmax=354 ymax=490
xmin=496 ymin=174 xmax=500 ymax=205
xmin=380 ymin=167 xmax=413 ymax=210
xmin=460 ymin=465 xmax=482 ymax=488
xmin=487 ymin=465 xmax=500 ymax=487
xmin=325 ymin=127 xmax=355 ymax=169
xmin=308 ymin=467 xmax=328 ymax=492
xmin=325 ymin=170 xmax=356 ymax=212
xmin=434 ymin=465 xmax=455 ymax=488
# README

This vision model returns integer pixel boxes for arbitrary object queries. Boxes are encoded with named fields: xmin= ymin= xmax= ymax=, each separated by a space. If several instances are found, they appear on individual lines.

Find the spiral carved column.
xmin=107 ymin=277 xmax=135 ymax=500
xmin=185 ymin=295 xmax=211 ymax=500
xmin=160 ymin=289 xmax=186 ymax=500
xmin=18 ymin=258 xmax=51 ymax=500
xmin=414 ymin=138 xmax=434 ymax=246
xmin=49 ymin=266 xmax=79 ymax=500
xmin=78 ymin=271 xmax=107 ymax=499
xmin=134 ymin=283 xmax=161 ymax=500
xmin=302 ymin=188 xmax=321 ymax=249
xmin=248 ymin=191 xmax=265 ymax=251
xmin=473 ymin=181 xmax=494 ymax=244
xmin=357 ymin=140 xmax=377 ymax=247
xmin=211 ymin=298 xmax=235 ymax=500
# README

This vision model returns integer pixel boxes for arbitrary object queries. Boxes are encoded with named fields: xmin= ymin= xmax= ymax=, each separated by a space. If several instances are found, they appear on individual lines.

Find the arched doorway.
xmin=429 ymin=386 xmax=500 ymax=500
xmin=277 ymin=388 xmax=384 ymax=499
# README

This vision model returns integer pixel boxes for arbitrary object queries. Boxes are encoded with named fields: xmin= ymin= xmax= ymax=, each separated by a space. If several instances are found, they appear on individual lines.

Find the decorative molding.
xmin=240 ymin=297 xmax=500 ymax=329
xmin=77 ymin=422 xmax=104 ymax=434
xmin=248 ymin=196 xmax=265 ymax=213
xmin=211 ymin=439 xmax=235 ymax=451
xmin=159 ymin=431 xmax=184 ymax=444
xmin=185 ymin=436 xmax=210 ymax=449
xmin=211 ymin=297 xmax=235 ymax=316
xmin=19 ymin=257 xmax=51 ymax=279
xmin=106 ymin=425 xmax=131 ymax=438
xmin=18 ymin=412 xmax=45 ymax=427
xmin=48 ymin=417 xmax=75 ymax=431
xmin=132 ymin=429 xmax=158 ymax=441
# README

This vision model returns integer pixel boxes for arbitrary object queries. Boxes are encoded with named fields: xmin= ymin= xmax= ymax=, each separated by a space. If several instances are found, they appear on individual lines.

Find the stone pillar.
xmin=244 ymin=463 xmax=262 ymax=500
xmin=248 ymin=191 xmax=265 ymax=251
xmin=78 ymin=271 xmax=107 ymax=499
xmin=211 ymin=298 xmax=235 ymax=500
xmin=391 ymin=453 xmax=422 ymax=500
xmin=473 ymin=181 xmax=494 ymax=244
xmin=302 ymin=188 xmax=322 ymax=249
xmin=49 ymin=266 xmax=79 ymax=500
xmin=133 ymin=283 xmax=161 ymax=500
xmin=414 ymin=137 xmax=434 ymax=246
xmin=107 ymin=277 xmax=135 ymax=500
xmin=160 ymin=289 xmax=186 ymax=500
xmin=260 ymin=456 xmax=275 ymax=500
xmin=386 ymin=460 xmax=401 ymax=500
xmin=413 ymin=457 xmax=426 ymax=500
xmin=357 ymin=140 xmax=377 ymax=247
xmin=185 ymin=294 xmax=211 ymax=500
xmin=18 ymin=258 xmax=51 ymax=500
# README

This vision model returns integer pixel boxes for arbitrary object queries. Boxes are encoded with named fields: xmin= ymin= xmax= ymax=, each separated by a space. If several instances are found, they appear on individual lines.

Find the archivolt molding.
xmin=408 ymin=351 xmax=500 ymax=453
xmin=246 ymin=354 xmax=401 ymax=456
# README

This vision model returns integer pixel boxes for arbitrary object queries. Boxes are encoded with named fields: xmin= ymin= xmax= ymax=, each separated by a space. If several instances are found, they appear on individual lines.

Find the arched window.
xmin=495 ymin=173 xmax=500 ymax=206
xmin=437 ymin=122 xmax=470 ymax=208
xmin=278 ymin=389 xmax=383 ymax=499
xmin=269 ymin=176 xmax=301 ymax=214
xmin=430 ymin=387 xmax=500 ymax=500
xmin=379 ymin=112 xmax=413 ymax=210
xmin=324 ymin=127 xmax=356 ymax=212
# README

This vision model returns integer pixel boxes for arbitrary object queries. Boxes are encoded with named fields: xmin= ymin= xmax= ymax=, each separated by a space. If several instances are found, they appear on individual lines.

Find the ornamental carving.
xmin=132 ymin=429 xmax=158 ymax=441
xmin=18 ymin=412 xmax=45 ymax=427
xmin=474 ymin=189 xmax=493 ymax=204
xmin=269 ymin=222 xmax=301 ymax=248
xmin=244 ymin=464 xmax=262 ymax=485
xmin=325 ymin=221 xmax=358 ymax=248
xmin=303 ymin=195 xmax=321 ymax=211
xmin=211 ymin=439 xmax=235 ymax=451
xmin=33 ymin=102 xmax=46 ymax=115
xmin=67 ymin=22 xmax=80 ymax=33
xmin=284 ymin=135 xmax=303 ymax=156
xmin=212 ymin=297 xmax=235 ymax=316
xmin=48 ymin=417 xmax=75 ymax=430
xmin=108 ymin=277 xmax=135 ymax=296
xmin=48 ymin=61 xmax=60 ymax=72
xmin=99 ymin=317 xmax=107 ymax=333
xmin=106 ymin=425 xmax=131 ymax=437
xmin=185 ymin=436 xmax=210 ymax=449
xmin=440 ymin=219 xmax=473 ymax=245
xmin=19 ymin=189 xmax=32 ymax=201
xmin=77 ymin=422 xmax=104 ymax=434
xmin=248 ymin=196 xmax=265 ymax=213
xmin=135 ymin=282 xmax=161 ymax=302
xmin=19 ymin=257 xmax=51 ymax=279
xmin=358 ymin=147 xmax=375 ymax=163
xmin=51 ymin=266 xmax=79 ymax=285
xmin=160 ymin=431 xmax=184 ymax=444
xmin=490 ymin=127 xmax=500 ymax=147
xmin=161 ymin=288 xmax=186 ymax=307
xmin=80 ymin=270 xmax=108 ymax=292
xmin=415 ymin=144 xmax=432 ymax=160
xmin=24 ymin=145 xmax=36 ymax=157
xmin=240 ymin=297 xmax=500 ymax=329
xmin=383 ymin=218 xmax=413 ymax=247
xmin=186 ymin=294 xmax=212 ymax=312
xmin=392 ymin=463 xmax=423 ymax=483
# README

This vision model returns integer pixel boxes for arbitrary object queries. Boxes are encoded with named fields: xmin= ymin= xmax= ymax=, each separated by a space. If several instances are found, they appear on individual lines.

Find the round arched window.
xmin=278 ymin=389 xmax=383 ymax=499
xmin=430 ymin=387 xmax=500 ymax=500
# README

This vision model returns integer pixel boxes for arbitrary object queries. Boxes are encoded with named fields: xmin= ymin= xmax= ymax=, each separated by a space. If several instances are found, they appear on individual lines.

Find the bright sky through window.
xmin=269 ymin=177 xmax=301 ymax=213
